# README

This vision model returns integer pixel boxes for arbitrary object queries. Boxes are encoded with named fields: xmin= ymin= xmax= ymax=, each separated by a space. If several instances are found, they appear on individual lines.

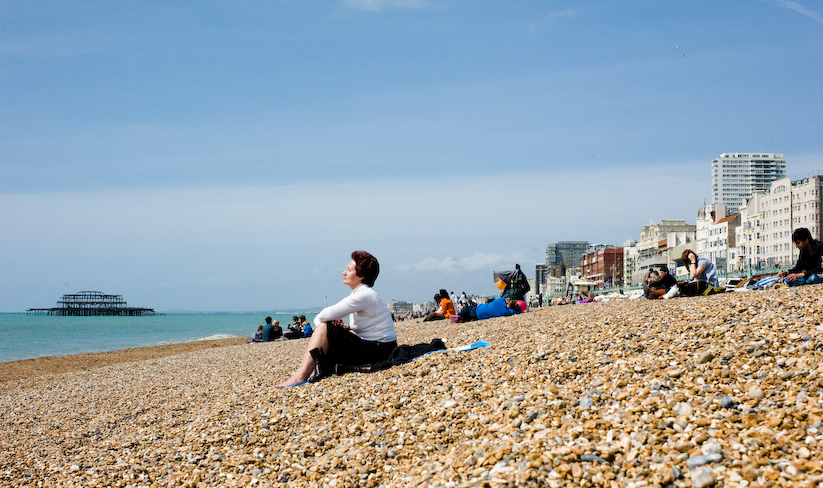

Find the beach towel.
xmin=281 ymin=339 xmax=490 ymax=387
xmin=371 ymin=339 xmax=447 ymax=371
xmin=753 ymin=275 xmax=780 ymax=288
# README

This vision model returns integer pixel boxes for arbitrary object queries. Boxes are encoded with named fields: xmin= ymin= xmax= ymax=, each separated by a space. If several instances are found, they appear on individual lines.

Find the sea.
xmin=0 ymin=312 xmax=317 ymax=364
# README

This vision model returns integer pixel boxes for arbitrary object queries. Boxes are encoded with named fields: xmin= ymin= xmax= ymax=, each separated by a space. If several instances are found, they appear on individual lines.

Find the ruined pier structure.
xmin=27 ymin=291 xmax=157 ymax=316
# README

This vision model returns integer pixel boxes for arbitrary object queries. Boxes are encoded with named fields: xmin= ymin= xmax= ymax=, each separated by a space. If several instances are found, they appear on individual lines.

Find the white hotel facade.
xmin=712 ymin=152 xmax=787 ymax=214
xmin=735 ymin=175 xmax=823 ymax=271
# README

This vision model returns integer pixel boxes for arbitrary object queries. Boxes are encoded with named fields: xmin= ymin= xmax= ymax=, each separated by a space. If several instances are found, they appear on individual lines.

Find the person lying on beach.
xmin=248 ymin=325 xmax=264 ymax=343
xmin=457 ymin=297 xmax=521 ymax=322
xmin=275 ymin=251 xmax=397 ymax=387
xmin=778 ymin=227 xmax=823 ymax=287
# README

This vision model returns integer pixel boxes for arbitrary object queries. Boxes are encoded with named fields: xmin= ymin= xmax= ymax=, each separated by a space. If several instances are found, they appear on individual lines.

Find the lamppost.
xmin=610 ymin=264 xmax=617 ymax=289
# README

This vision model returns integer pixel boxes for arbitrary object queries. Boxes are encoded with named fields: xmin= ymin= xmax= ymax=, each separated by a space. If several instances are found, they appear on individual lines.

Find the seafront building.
xmin=580 ymin=247 xmax=624 ymax=287
xmin=545 ymin=241 xmax=589 ymax=276
xmin=735 ymin=191 xmax=765 ymax=272
xmin=711 ymin=152 xmax=786 ymax=214
xmin=734 ymin=175 xmax=823 ymax=270
xmin=623 ymin=220 xmax=696 ymax=285
xmin=694 ymin=203 xmax=741 ymax=275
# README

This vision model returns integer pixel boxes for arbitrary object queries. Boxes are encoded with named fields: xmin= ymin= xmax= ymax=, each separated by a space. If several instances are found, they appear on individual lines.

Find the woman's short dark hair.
xmin=352 ymin=250 xmax=380 ymax=287
xmin=793 ymin=227 xmax=812 ymax=243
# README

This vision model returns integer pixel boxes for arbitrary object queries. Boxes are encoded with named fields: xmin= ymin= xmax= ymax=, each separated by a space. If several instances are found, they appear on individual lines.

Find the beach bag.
xmin=678 ymin=281 xmax=710 ymax=297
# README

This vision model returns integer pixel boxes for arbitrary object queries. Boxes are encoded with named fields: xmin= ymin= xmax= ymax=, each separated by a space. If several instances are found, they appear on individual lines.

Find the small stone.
xmin=578 ymin=397 xmax=593 ymax=409
xmin=675 ymin=402 xmax=694 ymax=417
xmin=747 ymin=387 xmax=765 ymax=401
xmin=687 ymin=453 xmax=722 ymax=470
xmin=579 ymin=454 xmax=608 ymax=464
xmin=570 ymin=463 xmax=582 ymax=478
xmin=701 ymin=443 xmax=722 ymax=455
xmin=698 ymin=351 xmax=715 ymax=364
xmin=720 ymin=395 xmax=738 ymax=409
xmin=674 ymin=441 xmax=694 ymax=453
xmin=691 ymin=468 xmax=716 ymax=488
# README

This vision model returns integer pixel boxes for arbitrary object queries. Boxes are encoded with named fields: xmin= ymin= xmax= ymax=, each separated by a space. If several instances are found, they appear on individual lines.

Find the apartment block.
xmin=760 ymin=176 xmax=823 ymax=267
xmin=580 ymin=247 xmax=624 ymax=287
xmin=712 ymin=152 xmax=786 ymax=214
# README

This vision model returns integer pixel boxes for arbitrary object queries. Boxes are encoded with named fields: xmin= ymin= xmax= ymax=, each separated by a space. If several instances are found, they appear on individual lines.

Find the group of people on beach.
xmin=642 ymin=227 xmax=823 ymax=299
xmin=421 ymin=266 xmax=530 ymax=323
xmin=248 ymin=315 xmax=314 ymax=343
xmin=265 ymin=228 xmax=823 ymax=387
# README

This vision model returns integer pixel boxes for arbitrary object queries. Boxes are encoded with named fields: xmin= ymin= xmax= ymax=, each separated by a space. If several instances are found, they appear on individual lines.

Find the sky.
xmin=2 ymin=0 xmax=822 ymax=312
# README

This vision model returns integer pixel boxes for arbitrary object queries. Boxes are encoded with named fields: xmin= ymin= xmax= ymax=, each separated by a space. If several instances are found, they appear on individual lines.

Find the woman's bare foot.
xmin=275 ymin=374 xmax=307 ymax=388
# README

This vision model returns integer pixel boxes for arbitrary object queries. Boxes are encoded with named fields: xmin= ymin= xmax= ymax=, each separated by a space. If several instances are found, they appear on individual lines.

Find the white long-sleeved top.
xmin=313 ymin=284 xmax=397 ymax=342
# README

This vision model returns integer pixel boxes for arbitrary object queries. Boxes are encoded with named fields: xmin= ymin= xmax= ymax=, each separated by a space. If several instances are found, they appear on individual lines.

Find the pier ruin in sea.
xmin=27 ymin=291 xmax=158 ymax=316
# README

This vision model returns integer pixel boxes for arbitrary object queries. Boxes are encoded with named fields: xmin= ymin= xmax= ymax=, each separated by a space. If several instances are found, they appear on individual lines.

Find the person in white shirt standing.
xmin=275 ymin=251 xmax=397 ymax=387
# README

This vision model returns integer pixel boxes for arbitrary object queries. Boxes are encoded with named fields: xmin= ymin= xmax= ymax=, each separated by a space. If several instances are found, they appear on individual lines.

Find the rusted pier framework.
xmin=27 ymin=291 xmax=157 ymax=316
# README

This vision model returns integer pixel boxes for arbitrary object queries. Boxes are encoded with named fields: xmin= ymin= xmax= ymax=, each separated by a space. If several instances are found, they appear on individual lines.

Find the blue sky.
xmin=2 ymin=0 xmax=822 ymax=311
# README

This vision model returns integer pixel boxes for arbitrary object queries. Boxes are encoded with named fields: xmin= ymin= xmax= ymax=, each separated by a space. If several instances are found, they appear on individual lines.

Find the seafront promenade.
xmin=2 ymin=286 xmax=822 ymax=487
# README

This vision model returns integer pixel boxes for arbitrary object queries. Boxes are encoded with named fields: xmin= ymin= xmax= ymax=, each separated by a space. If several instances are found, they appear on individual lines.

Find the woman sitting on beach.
xmin=422 ymin=290 xmax=456 ymax=322
xmin=275 ymin=251 xmax=397 ymax=387
xmin=676 ymin=249 xmax=719 ymax=296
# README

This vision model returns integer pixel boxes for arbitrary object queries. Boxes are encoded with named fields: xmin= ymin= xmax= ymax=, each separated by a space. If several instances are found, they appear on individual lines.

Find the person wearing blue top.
xmin=248 ymin=325 xmax=264 ymax=343
xmin=262 ymin=317 xmax=282 ymax=341
xmin=457 ymin=297 xmax=521 ymax=322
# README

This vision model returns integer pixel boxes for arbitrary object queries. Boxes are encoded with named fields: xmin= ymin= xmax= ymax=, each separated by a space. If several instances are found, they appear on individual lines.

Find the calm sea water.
xmin=0 ymin=312 xmax=317 ymax=363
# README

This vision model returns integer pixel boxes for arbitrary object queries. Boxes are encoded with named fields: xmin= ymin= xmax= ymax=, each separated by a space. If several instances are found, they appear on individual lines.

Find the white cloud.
xmin=392 ymin=252 xmax=526 ymax=272
xmin=528 ymin=9 xmax=581 ymax=34
xmin=774 ymin=0 xmax=823 ymax=22
xmin=341 ymin=0 xmax=430 ymax=12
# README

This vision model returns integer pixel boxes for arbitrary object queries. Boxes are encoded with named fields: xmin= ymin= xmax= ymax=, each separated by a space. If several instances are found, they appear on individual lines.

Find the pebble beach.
xmin=2 ymin=287 xmax=823 ymax=488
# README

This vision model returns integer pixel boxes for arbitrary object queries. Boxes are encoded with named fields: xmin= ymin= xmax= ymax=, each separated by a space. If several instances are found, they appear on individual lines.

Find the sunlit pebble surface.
xmin=3 ymin=289 xmax=823 ymax=487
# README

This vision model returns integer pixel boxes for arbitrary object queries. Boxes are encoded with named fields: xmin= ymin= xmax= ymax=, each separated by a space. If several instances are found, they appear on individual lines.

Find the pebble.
xmin=675 ymin=402 xmax=694 ymax=417
xmin=748 ymin=386 xmax=765 ymax=401
xmin=720 ymin=394 xmax=738 ymax=409
xmin=687 ymin=453 xmax=723 ymax=470
xmin=691 ymin=468 xmax=717 ymax=488
xmin=2 ymin=286 xmax=823 ymax=486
